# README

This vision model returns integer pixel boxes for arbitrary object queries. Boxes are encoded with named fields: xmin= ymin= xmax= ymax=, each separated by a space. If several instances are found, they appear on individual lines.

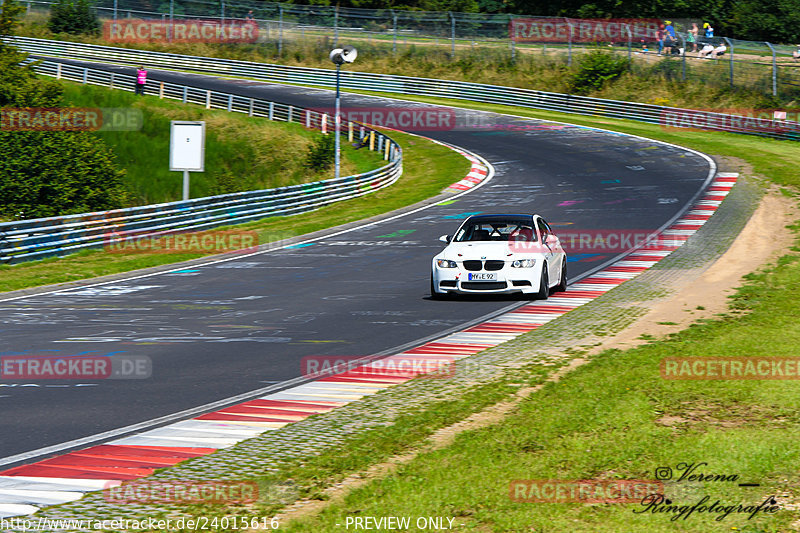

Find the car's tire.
xmin=534 ymin=264 xmax=549 ymax=300
xmin=554 ymin=259 xmax=567 ymax=293
xmin=431 ymin=275 xmax=445 ymax=300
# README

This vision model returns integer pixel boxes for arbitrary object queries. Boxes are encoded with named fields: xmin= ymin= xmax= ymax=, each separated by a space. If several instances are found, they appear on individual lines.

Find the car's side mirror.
xmin=439 ymin=234 xmax=451 ymax=243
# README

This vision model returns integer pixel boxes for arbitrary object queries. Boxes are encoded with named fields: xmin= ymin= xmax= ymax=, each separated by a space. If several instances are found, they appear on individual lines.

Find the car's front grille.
xmin=462 ymin=260 xmax=505 ymax=271
xmin=461 ymin=282 xmax=507 ymax=290
xmin=485 ymin=260 xmax=505 ymax=271
xmin=463 ymin=260 xmax=482 ymax=271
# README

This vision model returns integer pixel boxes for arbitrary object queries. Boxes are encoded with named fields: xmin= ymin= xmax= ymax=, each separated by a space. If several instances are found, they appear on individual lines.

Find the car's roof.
xmin=462 ymin=214 xmax=536 ymax=222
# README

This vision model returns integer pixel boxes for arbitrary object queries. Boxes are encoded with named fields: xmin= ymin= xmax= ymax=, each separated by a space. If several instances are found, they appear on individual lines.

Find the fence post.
xmin=721 ymin=37 xmax=733 ymax=88
xmin=182 ymin=85 xmax=188 ymax=103
xmin=392 ymin=10 xmax=397 ymax=54
xmin=227 ymin=93 xmax=232 ymax=111
xmin=278 ymin=5 xmax=283 ymax=56
xmin=567 ymin=19 xmax=573 ymax=66
xmin=334 ymin=5 xmax=339 ymax=47
xmin=269 ymin=101 xmax=274 ymax=120
xmin=510 ymin=36 xmax=515 ymax=61
xmin=681 ymin=34 xmax=686 ymax=81
xmin=765 ymin=42 xmax=777 ymax=97
xmin=449 ymin=12 xmax=455 ymax=59
xmin=220 ymin=0 xmax=225 ymax=23
xmin=626 ymin=24 xmax=632 ymax=62
xmin=348 ymin=121 xmax=353 ymax=142
xmin=109 ymin=72 xmax=115 ymax=88
xmin=160 ymin=81 xmax=165 ymax=98
xmin=113 ymin=0 xmax=117 ymax=21
xmin=249 ymin=98 xmax=254 ymax=116
xmin=206 ymin=90 xmax=211 ymax=109
xmin=82 ymin=67 xmax=88 ymax=84
xmin=288 ymin=105 xmax=293 ymax=122
xmin=321 ymin=113 xmax=327 ymax=134
xmin=168 ymin=0 xmax=173 ymax=42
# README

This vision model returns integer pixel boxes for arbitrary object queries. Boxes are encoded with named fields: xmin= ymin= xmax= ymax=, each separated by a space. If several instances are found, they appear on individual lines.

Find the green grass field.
xmin=59 ymin=82 xmax=384 ymax=205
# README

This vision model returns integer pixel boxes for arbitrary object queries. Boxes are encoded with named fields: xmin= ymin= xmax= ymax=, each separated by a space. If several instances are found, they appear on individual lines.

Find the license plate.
xmin=468 ymin=272 xmax=497 ymax=281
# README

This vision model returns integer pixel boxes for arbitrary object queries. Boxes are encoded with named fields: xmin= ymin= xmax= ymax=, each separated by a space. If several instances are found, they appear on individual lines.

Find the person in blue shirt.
xmin=664 ymin=20 xmax=677 ymax=55
xmin=704 ymin=22 xmax=714 ymax=38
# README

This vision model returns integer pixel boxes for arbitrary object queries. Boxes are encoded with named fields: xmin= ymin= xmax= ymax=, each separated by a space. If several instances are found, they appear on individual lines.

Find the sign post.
xmin=169 ymin=121 xmax=205 ymax=201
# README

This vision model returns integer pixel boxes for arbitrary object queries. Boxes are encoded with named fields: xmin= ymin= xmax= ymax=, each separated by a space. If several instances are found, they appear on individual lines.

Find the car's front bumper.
xmin=432 ymin=266 xmax=541 ymax=295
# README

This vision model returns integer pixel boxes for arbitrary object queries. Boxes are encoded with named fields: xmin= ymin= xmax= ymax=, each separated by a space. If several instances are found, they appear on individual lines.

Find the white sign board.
xmin=169 ymin=121 xmax=205 ymax=171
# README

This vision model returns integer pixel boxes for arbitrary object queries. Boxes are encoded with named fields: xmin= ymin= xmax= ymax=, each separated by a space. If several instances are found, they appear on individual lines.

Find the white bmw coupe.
xmin=431 ymin=214 xmax=567 ymax=299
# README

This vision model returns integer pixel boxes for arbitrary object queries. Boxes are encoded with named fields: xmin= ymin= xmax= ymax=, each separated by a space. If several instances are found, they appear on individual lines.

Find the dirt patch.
xmin=584 ymin=187 xmax=798 ymax=355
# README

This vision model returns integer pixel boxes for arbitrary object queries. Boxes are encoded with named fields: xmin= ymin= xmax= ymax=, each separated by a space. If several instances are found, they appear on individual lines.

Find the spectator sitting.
xmin=711 ymin=43 xmax=727 ymax=58
xmin=698 ymin=42 xmax=715 ymax=58
xmin=640 ymin=40 xmax=649 ymax=54
xmin=793 ymin=46 xmax=800 ymax=61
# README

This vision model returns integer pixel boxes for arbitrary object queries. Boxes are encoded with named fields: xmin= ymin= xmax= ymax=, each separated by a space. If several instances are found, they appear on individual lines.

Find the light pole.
xmin=329 ymin=45 xmax=357 ymax=181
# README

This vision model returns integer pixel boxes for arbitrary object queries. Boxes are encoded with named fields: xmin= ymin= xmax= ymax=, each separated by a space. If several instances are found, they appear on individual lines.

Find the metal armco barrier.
xmin=0 ymin=59 xmax=402 ymax=265
xmin=8 ymin=36 xmax=800 ymax=141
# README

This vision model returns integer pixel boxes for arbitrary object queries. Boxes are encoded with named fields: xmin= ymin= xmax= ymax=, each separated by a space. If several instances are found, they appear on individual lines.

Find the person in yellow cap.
xmin=703 ymin=22 xmax=714 ymax=38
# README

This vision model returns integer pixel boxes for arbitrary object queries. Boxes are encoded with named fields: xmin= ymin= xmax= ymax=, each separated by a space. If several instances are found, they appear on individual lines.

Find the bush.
xmin=569 ymin=50 xmax=630 ymax=95
xmin=47 ymin=0 xmax=99 ymax=35
xmin=1 ymin=2 xmax=126 ymax=219
xmin=0 ymin=131 xmax=128 ymax=219
xmin=304 ymin=133 xmax=335 ymax=171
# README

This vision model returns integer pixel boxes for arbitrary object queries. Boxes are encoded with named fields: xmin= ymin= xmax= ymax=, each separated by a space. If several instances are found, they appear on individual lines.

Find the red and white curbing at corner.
xmin=446 ymin=149 xmax=489 ymax=191
xmin=0 ymin=173 xmax=737 ymax=519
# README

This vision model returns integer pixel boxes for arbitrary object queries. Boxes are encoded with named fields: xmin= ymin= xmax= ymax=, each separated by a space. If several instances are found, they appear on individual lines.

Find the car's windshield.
xmin=454 ymin=220 xmax=537 ymax=243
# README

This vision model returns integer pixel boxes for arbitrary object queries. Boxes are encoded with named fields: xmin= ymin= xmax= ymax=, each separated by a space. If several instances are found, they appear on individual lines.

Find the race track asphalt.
xmin=0 ymin=62 xmax=712 ymax=463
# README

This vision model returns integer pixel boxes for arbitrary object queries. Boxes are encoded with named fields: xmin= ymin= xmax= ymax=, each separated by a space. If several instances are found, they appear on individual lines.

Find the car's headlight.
xmin=436 ymin=259 xmax=458 ymax=268
xmin=510 ymin=259 xmax=536 ymax=268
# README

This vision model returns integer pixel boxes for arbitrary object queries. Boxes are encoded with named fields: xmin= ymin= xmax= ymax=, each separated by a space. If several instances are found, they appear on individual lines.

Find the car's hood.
xmin=442 ymin=241 xmax=545 ymax=259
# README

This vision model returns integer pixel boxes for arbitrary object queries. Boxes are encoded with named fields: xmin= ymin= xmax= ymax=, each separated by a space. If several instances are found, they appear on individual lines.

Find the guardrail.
xmin=9 ymin=36 xmax=800 ymax=142
xmin=0 ymin=59 xmax=402 ymax=265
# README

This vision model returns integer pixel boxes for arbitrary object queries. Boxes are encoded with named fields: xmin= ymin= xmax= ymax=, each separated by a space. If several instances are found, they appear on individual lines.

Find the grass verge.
xmin=0 ymin=128 xmax=468 ymax=293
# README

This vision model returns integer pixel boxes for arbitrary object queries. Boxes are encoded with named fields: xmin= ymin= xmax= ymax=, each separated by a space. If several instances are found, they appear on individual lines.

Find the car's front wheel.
xmin=534 ymin=264 xmax=549 ymax=300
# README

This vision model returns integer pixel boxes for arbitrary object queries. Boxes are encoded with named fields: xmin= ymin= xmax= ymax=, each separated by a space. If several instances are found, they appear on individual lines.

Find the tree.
xmin=47 ymin=0 xmax=100 ymax=35
xmin=1 ymin=0 xmax=127 ymax=219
